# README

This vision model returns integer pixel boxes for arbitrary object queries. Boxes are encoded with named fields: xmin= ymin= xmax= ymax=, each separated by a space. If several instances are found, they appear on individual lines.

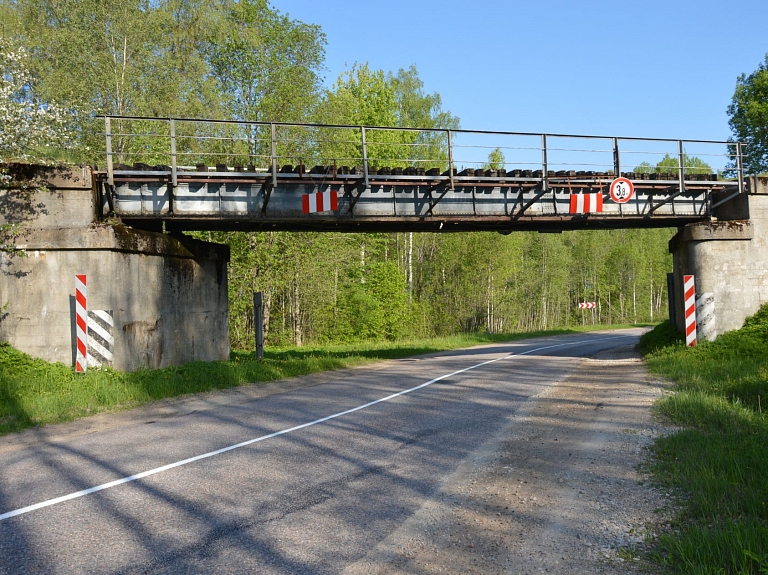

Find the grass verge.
xmin=0 ymin=324 xmax=640 ymax=436
xmin=640 ymin=308 xmax=768 ymax=574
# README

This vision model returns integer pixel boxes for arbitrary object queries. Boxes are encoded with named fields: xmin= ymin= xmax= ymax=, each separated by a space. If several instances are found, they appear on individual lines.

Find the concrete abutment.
xmin=669 ymin=178 xmax=768 ymax=340
xmin=0 ymin=164 xmax=230 ymax=371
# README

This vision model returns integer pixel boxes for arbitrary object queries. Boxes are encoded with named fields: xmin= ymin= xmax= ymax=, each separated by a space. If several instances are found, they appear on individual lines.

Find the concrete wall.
xmin=0 ymin=164 xmax=230 ymax=371
xmin=670 ymin=179 xmax=768 ymax=339
xmin=0 ymin=163 xmax=96 ymax=228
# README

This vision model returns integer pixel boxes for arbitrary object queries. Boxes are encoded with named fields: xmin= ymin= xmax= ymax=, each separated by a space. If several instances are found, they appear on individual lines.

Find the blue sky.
xmin=275 ymin=0 xmax=767 ymax=161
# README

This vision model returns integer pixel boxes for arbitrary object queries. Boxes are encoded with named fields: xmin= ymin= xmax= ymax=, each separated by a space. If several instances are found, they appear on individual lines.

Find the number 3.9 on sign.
xmin=609 ymin=177 xmax=634 ymax=203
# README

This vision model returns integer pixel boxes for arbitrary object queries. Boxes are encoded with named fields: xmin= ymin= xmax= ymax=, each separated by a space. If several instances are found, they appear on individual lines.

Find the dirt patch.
xmin=344 ymin=346 xmax=674 ymax=574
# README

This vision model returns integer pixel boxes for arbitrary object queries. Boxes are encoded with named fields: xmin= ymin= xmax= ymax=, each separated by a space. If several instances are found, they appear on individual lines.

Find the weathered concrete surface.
xmin=0 ymin=163 xmax=94 ymax=229
xmin=670 ymin=180 xmax=768 ymax=338
xmin=0 ymin=165 xmax=231 ymax=371
xmin=0 ymin=224 xmax=230 ymax=370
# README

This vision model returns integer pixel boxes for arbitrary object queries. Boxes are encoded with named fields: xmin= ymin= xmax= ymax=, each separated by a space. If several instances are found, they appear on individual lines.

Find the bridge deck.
xmin=100 ymin=167 xmax=739 ymax=233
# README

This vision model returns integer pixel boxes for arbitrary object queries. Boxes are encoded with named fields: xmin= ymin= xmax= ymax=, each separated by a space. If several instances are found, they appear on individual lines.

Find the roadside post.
xmin=667 ymin=273 xmax=676 ymax=328
xmin=75 ymin=274 xmax=87 ymax=373
xmin=684 ymin=275 xmax=697 ymax=346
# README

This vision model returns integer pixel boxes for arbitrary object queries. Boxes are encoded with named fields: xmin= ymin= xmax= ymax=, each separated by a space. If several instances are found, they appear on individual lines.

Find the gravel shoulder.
xmin=344 ymin=345 xmax=673 ymax=575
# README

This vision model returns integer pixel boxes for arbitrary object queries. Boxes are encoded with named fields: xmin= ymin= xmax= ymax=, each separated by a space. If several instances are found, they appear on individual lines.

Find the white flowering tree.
xmin=0 ymin=40 xmax=71 ymax=162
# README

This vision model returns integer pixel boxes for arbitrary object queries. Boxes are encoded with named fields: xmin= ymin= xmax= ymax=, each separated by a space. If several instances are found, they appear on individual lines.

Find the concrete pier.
xmin=0 ymin=164 xmax=230 ymax=371
xmin=669 ymin=177 xmax=768 ymax=339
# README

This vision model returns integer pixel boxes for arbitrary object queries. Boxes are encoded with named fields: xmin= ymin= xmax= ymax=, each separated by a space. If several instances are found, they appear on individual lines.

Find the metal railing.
xmin=102 ymin=116 xmax=746 ymax=196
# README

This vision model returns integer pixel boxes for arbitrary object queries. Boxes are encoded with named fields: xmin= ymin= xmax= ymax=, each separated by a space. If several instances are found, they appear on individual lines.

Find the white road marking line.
xmin=0 ymin=334 xmax=633 ymax=522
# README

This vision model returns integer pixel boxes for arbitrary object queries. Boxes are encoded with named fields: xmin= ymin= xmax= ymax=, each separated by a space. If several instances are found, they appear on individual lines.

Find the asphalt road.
xmin=0 ymin=330 xmax=644 ymax=574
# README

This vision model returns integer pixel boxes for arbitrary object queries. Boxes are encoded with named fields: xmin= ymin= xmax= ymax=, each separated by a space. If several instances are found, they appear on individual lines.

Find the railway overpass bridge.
xmin=100 ymin=116 xmax=744 ymax=234
xmin=1 ymin=117 xmax=766 ymax=370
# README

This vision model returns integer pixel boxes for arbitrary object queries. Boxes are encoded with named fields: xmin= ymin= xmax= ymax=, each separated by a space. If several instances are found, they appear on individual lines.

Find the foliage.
xmin=658 ymin=153 xmax=712 ymax=175
xmin=337 ymin=260 xmax=411 ymax=341
xmin=206 ymin=0 xmax=325 ymax=126
xmin=6 ymin=0 xmax=325 ymax=164
xmin=741 ymin=302 xmax=768 ymax=340
xmin=728 ymin=54 xmax=768 ymax=175
xmin=635 ymin=153 xmax=712 ymax=176
xmin=643 ymin=304 xmax=768 ymax=574
xmin=315 ymin=63 xmax=406 ymax=166
xmin=0 ymin=39 xmax=71 ymax=161
xmin=638 ymin=320 xmax=683 ymax=355
xmin=16 ymin=0 xmax=175 ymax=161
xmin=221 ymin=225 xmax=674 ymax=350
xmin=314 ymin=63 xmax=459 ymax=168
xmin=484 ymin=147 xmax=506 ymax=171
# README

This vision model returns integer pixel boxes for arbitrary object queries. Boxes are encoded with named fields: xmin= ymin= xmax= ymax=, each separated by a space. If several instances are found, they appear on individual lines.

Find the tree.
xmin=635 ymin=154 xmax=712 ymax=176
xmin=0 ymin=39 xmax=71 ymax=160
xmin=20 ymin=1 xmax=165 ymax=114
xmin=0 ymin=2 xmax=21 ymax=40
xmin=314 ymin=63 xmax=459 ymax=169
xmin=728 ymin=55 xmax=768 ymax=175
xmin=314 ymin=63 xmax=404 ymax=166
xmin=206 ymin=0 xmax=325 ymax=124
xmin=634 ymin=161 xmax=654 ymax=174
xmin=655 ymin=153 xmax=712 ymax=176
xmin=202 ymin=0 xmax=326 ymax=167
xmin=484 ymin=148 xmax=506 ymax=171
xmin=14 ymin=0 xmax=213 ymax=162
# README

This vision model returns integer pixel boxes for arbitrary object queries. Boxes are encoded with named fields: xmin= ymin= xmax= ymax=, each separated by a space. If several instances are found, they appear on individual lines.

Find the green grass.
xmin=640 ymin=308 xmax=768 ymax=574
xmin=0 ymin=324 xmax=640 ymax=436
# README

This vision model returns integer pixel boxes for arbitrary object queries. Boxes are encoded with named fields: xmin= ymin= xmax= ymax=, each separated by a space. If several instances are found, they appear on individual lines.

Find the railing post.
xmin=447 ymin=130 xmax=455 ymax=190
xmin=361 ymin=126 xmax=370 ymax=189
xmin=678 ymin=140 xmax=686 ymax=196
xmin=271 ymin=123 xmax=277 ymax=189
xmin=736 ymin=142 xmax=745 ymax=194
xmin=169 ymin=118 xmax=178 ymax=188
xmin=613 ymin=137 xmax=621 ymax=177
xmin=105 ymin=117 xmax=114 ymax=187
xmin=541 ymin=134 xmax=548 ymax=191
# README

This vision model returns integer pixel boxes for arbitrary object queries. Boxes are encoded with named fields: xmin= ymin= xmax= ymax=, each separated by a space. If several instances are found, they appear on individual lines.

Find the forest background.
xmin=1 ymin=0 xmax=730 ymax=349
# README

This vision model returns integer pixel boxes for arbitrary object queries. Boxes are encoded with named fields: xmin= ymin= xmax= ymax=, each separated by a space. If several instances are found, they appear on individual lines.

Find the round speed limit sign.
xmin=609 ymin=177 xmax=634 ymax=203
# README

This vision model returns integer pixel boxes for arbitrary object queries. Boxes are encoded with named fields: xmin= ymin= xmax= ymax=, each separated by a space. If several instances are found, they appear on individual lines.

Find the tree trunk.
xmin=263 ymin=289 xmax=272 ymax=344
xmin=408 ymin=232 xmax=413 ymax=299
xmin=633 ymin=280 xmax=637 ymax=323
xmin=486 ymin=272 xmax=491 ymax=332
xmin=360 ymin=241 xmax=366 ymax=283
xmin=333 ymin=267 xmax=338 ymax=318
xmin=292 ymin=271 xmax=302 ymax=346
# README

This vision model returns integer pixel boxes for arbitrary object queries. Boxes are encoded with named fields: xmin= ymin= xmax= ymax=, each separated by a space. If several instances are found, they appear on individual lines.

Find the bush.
xmin=638 ymin=320 xmax=683 ymax=356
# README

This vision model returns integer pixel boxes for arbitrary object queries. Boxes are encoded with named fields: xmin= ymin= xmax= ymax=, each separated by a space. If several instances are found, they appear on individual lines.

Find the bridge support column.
xmin=0 ymin=164 xmax=230 ymax=371
xmin=669 ymin=180 xmax=768 ymax=340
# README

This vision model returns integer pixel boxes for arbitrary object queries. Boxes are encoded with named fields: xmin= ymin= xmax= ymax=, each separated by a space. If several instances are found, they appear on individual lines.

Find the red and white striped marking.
xmin=302 ymin=190 xmax=338 ymax=214
xmin=578 ymin=302 xmax=596 ymax=309
xmin=684 ymin=274 xmax=697 ymax=347
xmin=75 ymin=274 xmax=87 ymax=372
xmin=569 ymin=193 xmax=603 ymax=214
